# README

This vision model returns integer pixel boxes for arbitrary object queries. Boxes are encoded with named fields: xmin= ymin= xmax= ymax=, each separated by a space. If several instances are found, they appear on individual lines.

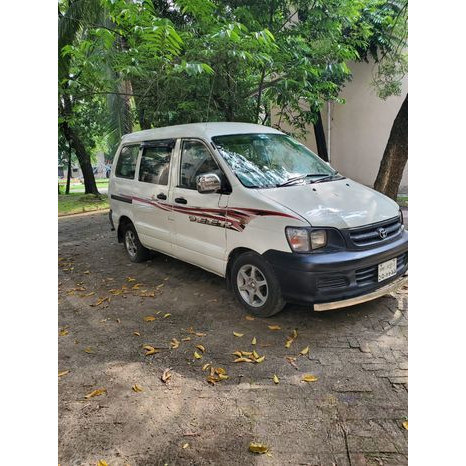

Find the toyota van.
xmin=108 ymin=122 xmax=408 ymax=317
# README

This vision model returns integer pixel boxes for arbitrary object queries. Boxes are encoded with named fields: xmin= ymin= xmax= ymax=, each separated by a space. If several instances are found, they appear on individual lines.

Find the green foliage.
xmin=58 ymin=0 xmax=408 ymax=155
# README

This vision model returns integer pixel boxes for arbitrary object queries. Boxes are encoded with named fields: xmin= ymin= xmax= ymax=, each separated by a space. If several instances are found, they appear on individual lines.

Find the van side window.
xmin=179 ymin=140 xmax=220 ymax=190
xmin=115 ymin=145 xmax=139 ymax=179
xmin=138 ymin=146 xmax=172 ymax=185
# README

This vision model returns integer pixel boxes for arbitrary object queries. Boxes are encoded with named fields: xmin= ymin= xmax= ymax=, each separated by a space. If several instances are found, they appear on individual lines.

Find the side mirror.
xmin=196 ymin=173 xmax=222 ymax=194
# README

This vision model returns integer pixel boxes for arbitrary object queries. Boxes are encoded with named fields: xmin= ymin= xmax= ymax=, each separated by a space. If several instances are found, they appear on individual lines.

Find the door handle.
xmin=156 ymin=193 xmax=167 ymax=200
xmin=175 ymin=197 xmax=187 ymax=204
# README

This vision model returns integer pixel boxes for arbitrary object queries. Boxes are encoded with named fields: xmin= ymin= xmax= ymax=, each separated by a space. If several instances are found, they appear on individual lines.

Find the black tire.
xmin=230 ymin=251 xmax=286 ymax=317
xmin=123 ymin=222 xmax=150 ymax=263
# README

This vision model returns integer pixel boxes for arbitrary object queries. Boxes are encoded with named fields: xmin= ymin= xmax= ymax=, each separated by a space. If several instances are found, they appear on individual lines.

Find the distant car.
xmin=108 ymin=122 xmax=407 ymax=316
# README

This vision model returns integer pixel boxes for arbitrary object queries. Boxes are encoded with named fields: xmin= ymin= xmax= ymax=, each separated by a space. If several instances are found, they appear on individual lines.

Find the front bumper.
xmin=263 ymin=230 xmax=408 ymax=308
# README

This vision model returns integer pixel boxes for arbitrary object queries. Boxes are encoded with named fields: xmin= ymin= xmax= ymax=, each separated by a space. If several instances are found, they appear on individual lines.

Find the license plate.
xmin=378 ymin=258 xmax=397 ymax=282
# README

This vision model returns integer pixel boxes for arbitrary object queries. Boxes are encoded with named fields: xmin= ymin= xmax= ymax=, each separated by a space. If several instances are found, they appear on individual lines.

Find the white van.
xmin=109 ymin=122 xmax=407 ymax=317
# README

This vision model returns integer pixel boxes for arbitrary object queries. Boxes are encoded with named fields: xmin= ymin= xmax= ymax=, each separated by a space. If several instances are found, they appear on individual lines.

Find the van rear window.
xmin=115 ymin=145 xmax=139 ymax=179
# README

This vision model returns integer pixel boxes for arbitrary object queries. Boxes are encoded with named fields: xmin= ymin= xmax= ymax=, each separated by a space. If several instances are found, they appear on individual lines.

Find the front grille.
xmin=355 ymin=252 xmax=408 ymax=286
xmin=349 ymin=217 xmax=402 ymax=247
xmin=317 ymin=276 xmax=349 ymax=290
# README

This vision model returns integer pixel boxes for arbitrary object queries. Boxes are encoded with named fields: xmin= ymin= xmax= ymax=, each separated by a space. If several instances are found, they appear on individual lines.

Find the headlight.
xmin=285 ymin=228 xmax=327 ymax=252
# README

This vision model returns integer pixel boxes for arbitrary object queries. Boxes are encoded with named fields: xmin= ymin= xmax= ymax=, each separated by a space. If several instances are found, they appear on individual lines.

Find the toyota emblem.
xmin=378 ymin=227 xmax=388 ymax=239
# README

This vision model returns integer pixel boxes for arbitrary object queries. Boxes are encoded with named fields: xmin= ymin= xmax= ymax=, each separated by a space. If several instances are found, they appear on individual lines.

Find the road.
xmin=58 ymin=212 xmax=408 ymax=465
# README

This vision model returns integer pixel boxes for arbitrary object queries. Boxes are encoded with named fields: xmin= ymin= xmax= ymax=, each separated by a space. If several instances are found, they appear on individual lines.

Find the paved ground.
xmin=58 ymin=212 xmax=408 ymax=466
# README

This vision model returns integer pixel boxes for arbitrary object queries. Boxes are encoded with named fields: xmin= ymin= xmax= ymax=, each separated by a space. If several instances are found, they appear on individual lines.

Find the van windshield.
xmin=212 ymin=133 xmax=336 ymax=188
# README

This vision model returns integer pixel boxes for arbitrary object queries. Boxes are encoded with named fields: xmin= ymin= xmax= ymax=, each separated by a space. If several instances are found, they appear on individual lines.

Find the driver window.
xmin=179 ymin=140 xmax=220 ymax=189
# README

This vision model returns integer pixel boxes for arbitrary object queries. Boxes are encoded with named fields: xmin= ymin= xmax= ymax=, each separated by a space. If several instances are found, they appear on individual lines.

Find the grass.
xmin=58 ymin=178 xmax=109 ymax=194
xmin=58 ymin=193 xmax=109 ymax=216
xmin=397 ymin=195 xmax=408 ymax=208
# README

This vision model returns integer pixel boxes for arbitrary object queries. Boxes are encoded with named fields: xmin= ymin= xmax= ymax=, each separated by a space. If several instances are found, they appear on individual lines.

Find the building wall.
xmin=272 ymin=60 xmax=408 ymax=193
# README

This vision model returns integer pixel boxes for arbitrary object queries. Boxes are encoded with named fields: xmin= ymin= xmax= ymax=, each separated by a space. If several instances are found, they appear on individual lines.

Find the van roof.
xmin=120 ymin=122 xmax=283 ymax=144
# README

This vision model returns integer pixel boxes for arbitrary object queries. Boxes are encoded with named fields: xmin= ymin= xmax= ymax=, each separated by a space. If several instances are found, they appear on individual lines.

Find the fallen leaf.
xmin=163 ymin=313 xmax=171 ymax=318
xmin=182 ymin=337 xmax=191 ymax=342
xmin=91 ymin=296 xmax=109 ymax=307
xmin=402 ymin=420 xmax=408 ymax=430
xmin=84 ymin=388 xmax=106 ymax=399
xmin=286 ymin=356 xmax=298 ymax=369
xmin=116 ymin=318 xmax=121 ymax=324
xmin=143 ymin=345 xmax=159 ymax=356
xmin=292 ymin=329 xmax=298 ymax=339
xmin=84 ymin=347 xmax=94 ymax=354
xmin=255 ymin=355 xmax=265 ymax=363
xmin=202 ymin=363 xmax=211 ymax=371
xmin=133 ymin=331 xmax=140 ymax=336
xmin=302 ymin=374 xmax=318 ymax=382
xmin=194 ymin=351 xmax=203 ymax=359
xmin=83 ymin=270 xmax=90 ymax=274
xmin=232 ymin=351 xmax=242 ymax=357
xmin=59 ymin=329 xmax=69 ymax=336
xmin=127 ymin=277 xmax=136 ymax=282
xmin=143 ymin=315 xmax=156 ymax=322
xmin=196 ymin=344 xmax=205 ymax=353
xmin=195 ymin=332 xmax=206 ymax=337
xmin=245 ymin=315 xmax=255 ymax=321
xmin=285 ymin=339 xmax=293 ymax=349
xmin=300 ymin=346 xmax=310 ymax=355
xmin=84 ymin=292 xmax=95 ymax=297
xmin=251 ymin=337 xmax=257 ymax=345
xmin=252 ymin=350 xmax=259 ymax=359
xmin=273 ymin=374 xmax=279 ymax=384
xmin=218 ymin=374 xmax=229 ymax=380
xmin=233 ymin=332 xmax=244 ymax=337
xmin=170 ymin=338 xmax=180 ymax=349
xmin=241 ymin=351 xmax=253 ymax=356
xmin=161 ymin=368 xmax=171 ymax=383
xmin=234 ymin=357 xmax=252 ymax=363
xmin=249 ymin=442 xmax=269 ymax=454
xmin=268 ymin=325 xmax=281 ymax=331
xmin=132 ymin=384 xmax=143 ymax=392
xmin=182 ymin=443 xmax=189 ymax=449
xmin=97 ymin=460 xmax=108 ymax=466
xmin=58 ymin=370 xmax=69 ymax=377
xmin=132 ymin=283 xmax=143 ymax=289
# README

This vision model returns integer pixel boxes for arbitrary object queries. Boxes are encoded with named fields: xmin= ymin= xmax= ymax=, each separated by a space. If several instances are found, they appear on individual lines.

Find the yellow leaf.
xmin=202 ymin=363 xmax=211 ymax=371
xmin=84 ymin=388 xmax=106 ymax=399
xmin=249 ymin=442 xmax=269 ymax=454
xmin=182 ymin=443 xmax=189 ymax=449
xmin=127 ymin=277 xmax=136 ymax=282
xmin=161 ymin=368 xmax=171 ymax=383
xmin=163 ymin=313 xmax=171 ymax=318
xmin=232 ymin=351 xmax=242 ymax=357
xmin=143 ymin=315 xmax=156 ymax=322
xmin=170 ymin=338 xmax=180 ymax=349
xmin=268 ymin=325 xmax=281 ymax=330
xmin=241 ymin=351 xmax=253 ymax=356
xmin=302 ymin=374 xmax=318 ymax=382
xmin=132 ymin=283 xmax=143 ymax=289
xmin=132 ymin=384 xmax=143 ymax=392
xmin=234 ymin=357 xmax=252 ymax=363
xmin=255 ymin=355 xmax=265 ymax=363
xmin=285 ymin=339 xmax=293 ymax=349
xmin=91 ymin=296 xmax=109 ymax=307
xmin=83 ymin=270 xmax=90 ymax=274
xmin=300 ymin=346 xmax=309 ymax=355
xmin=215 ymin=367 xmax=226 ymax=375
xmin=218 ymin=374 xmax=229 ymax=380
xmin=97 ymin=460 xmax=108 ymax=466
xmin=196 ymin=344 xmax=205 ymax=353
xmin=84 ymin=347 xmax=94 ymax=354
xmin=252 ymin=350 xmax=259 ymax=359
xmin=182 ymin=337 xmax=191 ymax=342
xmin=133 ymin=331 xmax=140 ymax=336
xmin=58 ymin=370 xmax=69 ymax=377
xmin=251 ymin=337 xmax=257 ymax=345
xmin=59 ymin=328 xmax=69 ymax=336
xmin=143 ymin=345 xmax=159 ymax=356
xmin=245 ymin=315 xmax=255 ymax=321
xmin=195 ymin=332 xmax=207 ymax=337
xmin=292 ymin=329 xmax=298 ymax=339
xmin=402 ymin=420 xmax=408 ymax=430
xmin=233 ymin=332 xmax=244 ymax=337
xmin=194 ymin=351 xmax=202 ymax=359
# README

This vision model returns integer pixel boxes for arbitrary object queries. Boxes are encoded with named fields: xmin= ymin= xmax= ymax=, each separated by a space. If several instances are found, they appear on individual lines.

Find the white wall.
xmin=272 ymin=60 xmax=408 ymax=194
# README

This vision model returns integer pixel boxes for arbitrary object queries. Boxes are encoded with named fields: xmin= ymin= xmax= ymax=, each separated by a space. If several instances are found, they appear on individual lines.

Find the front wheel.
xmin=231 ymin=252 xmax=286 ymax=317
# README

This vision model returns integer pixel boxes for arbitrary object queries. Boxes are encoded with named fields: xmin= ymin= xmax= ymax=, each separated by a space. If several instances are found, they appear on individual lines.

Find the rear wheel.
xmin=231 ymin=252 xmax=286 ymax=317
xmin=123 ymin=223 xmax=150 ymax=263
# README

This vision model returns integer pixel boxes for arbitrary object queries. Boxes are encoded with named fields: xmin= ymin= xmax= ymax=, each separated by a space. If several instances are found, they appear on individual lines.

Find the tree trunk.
xmin=65 ymin=144 xmax=72 ymax=194
xmin=60 ymin=95 xmax=100 ymax=195
xmin=374 ymin=94 xmax=408 ymax=200
xmin=313 ymin=111 xmax=329 ymax=162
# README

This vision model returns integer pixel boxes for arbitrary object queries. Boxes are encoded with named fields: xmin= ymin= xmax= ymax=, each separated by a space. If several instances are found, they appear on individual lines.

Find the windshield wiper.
xmin=276 ymin=173 xmax=332 ymax=187
xmin=310 ymin=172 xmax=343 ymax=184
